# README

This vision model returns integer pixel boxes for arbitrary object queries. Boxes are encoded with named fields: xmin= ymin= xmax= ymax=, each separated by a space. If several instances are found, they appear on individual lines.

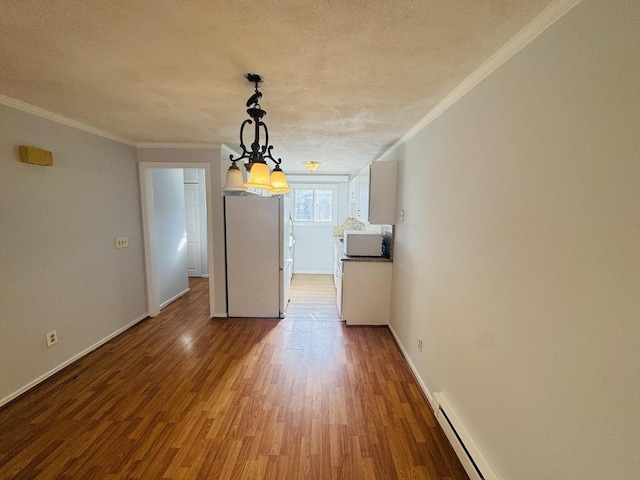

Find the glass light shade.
xmin=223 ymin=164 xmax=246 ymax=192
xmin=303 ymin=161 xmax=321 ymax=173
xmin=269 ymin=169 xmax=291 ymax=194
xmin=244 ymin=162 xmax=273 ymax=190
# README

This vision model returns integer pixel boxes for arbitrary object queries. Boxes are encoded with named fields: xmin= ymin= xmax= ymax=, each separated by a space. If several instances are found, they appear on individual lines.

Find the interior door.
xmin=184 ymin=183 xmax=202 ymax=277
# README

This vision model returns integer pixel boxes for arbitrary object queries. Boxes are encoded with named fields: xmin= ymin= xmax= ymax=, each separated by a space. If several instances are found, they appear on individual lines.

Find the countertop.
xmin=334 ymin=237 xmax=392 ymax=263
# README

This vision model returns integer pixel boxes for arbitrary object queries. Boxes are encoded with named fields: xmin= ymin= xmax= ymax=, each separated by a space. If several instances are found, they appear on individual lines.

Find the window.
xmin=293 ymin=185 xmax=338 ymax=225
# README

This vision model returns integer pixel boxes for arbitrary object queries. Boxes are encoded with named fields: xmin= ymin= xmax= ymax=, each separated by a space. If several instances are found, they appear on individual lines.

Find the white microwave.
xmin=343 ymin=230 xmax=383 ymax=256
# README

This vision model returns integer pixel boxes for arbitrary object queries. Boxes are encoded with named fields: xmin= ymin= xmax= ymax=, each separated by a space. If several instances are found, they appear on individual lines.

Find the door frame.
xmin=139 ymin=162 xmax=215 ymax=317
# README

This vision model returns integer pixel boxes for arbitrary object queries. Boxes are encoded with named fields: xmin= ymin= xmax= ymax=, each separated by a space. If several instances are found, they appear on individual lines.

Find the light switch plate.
xmin=115 ymin=237 xmax=129 ymax=248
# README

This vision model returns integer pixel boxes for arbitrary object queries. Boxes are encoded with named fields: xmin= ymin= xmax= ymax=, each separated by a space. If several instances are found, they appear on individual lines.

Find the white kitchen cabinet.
xmin=336 ymin=261 xmax=343 ymax=316
xmin=356 ymin=165 xmax=370 ymax=222
xmin=341 ymin=260 xmax=392 ymax=325
xmin=333 ymin=240 xmax=341 ymax=288
xmin=348 ymin=175 xmax=359 ymax=218
xmin=333 ymin=241 xmax=343 ymax=315
xmin=355 ymin=161 xmax=397 ymax=225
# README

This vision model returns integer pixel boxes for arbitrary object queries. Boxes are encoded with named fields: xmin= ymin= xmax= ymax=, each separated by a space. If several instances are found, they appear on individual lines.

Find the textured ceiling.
xmin=0 ymin=0 xmax=552 ymax=174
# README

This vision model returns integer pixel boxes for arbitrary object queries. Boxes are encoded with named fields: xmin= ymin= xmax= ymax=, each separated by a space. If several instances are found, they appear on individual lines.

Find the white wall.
xmin=148 ymin=168 xmax=189 ymax=307
xmin=0 ymin=105 xmax=148 ymax=404
xmin=291 ymin=180 xmax=349 ymax=274
xmin=386 ymin=1 xmax=639 ymax=479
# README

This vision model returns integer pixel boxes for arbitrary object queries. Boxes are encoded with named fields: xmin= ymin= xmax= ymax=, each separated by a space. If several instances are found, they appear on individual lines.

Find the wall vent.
xmin=433 ymin=392 xmax=498 ymax=480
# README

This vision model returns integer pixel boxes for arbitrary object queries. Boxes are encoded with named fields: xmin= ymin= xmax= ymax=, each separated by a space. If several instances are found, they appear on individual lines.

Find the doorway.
xmin=139 ymin=162 xmax=215 ymax=317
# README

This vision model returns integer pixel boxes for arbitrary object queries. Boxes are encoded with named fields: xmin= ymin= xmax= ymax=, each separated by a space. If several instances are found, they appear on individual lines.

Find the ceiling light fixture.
xmin=223 ymin=73 xmax=290 ymax=194
xmin=302 ymin=161 xmax=321 ymax=173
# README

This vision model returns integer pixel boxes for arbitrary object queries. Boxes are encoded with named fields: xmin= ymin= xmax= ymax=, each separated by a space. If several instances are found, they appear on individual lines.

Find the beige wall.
xmin=387 ymin=1 xmax=639 ymax=479
xmin=0 ymin=105 xmax=148 ymax=404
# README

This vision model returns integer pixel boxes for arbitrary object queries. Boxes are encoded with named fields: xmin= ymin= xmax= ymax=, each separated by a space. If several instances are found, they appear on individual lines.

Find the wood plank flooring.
xmin=0 ymin=276 xmax=469 ymax=480
xmin=286 ymin=274 xmax=341 ymax=321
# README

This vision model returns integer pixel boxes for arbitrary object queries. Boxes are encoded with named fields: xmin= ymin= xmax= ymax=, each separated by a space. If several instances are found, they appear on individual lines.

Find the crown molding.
xmin=0 ymin=95 xmax=219 ymax=150
xmin=0 ymin=94 xmax=135 ymax=146
xmin=377 ymin=0 xmax=582 ymax=161
xmin=136 ymin=142 xmax=219 ymax=149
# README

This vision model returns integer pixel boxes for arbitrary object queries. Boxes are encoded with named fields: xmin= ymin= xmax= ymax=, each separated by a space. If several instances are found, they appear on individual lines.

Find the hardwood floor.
xmin=0 ymin=276 xmax=469 ymax=480
xmin=286 ymin=274 xmax=341 ymax=321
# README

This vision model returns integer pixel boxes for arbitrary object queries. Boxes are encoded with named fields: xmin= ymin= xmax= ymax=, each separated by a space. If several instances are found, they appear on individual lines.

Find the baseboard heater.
xmin=433 ymin=392 xmax=498 ymax=480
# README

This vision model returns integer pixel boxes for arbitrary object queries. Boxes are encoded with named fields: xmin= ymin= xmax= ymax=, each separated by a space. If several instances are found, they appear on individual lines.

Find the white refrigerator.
xmin=224 ymin=195 xmax=294 ymax=318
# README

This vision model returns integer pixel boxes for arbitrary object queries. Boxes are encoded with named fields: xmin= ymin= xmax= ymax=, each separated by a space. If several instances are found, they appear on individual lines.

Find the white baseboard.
xmin=387 ymin=324 xmax=438 ymax=413
xmin=388 ymin=325 xmax=497 ymax=480
xmin=0 ymin=312 xmax=149 ymax=408
xmin=433 ymin=392 xmax=498 ymax=480
xmin=159 ymin=287 xmax=190 ymax=310
xmin=201 ymin=274 xmax=210 ymax=278
xmin=212 ymin=313 xmax=228 ymax=318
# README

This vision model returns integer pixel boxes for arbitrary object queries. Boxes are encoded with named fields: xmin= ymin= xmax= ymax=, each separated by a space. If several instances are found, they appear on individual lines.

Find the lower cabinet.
xmin=340 ymin=261 xmax=392 ymax=325
xmin=333 ymin=242 xmax=344 ymax=316
xmin=336 ymin=264 xmax=343 ymax=317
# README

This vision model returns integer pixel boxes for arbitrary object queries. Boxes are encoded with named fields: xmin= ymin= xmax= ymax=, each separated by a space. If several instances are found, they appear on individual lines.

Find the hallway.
xmin=286 ymin=274 xmax=341 ymax=321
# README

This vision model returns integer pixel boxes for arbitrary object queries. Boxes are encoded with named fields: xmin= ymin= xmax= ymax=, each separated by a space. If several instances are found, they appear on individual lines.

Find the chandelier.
xmin=223 ymin=73 xmax=290 ymax=194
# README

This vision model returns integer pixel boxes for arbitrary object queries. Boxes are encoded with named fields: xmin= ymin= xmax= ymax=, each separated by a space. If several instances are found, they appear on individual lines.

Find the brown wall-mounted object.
xmin=19 ymin=146 xmax=53 ymax=166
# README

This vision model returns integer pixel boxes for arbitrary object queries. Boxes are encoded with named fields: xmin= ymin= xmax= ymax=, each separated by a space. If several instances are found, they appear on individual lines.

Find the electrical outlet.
xmin=46 ymin=330 xmax=58 ymax=347
xmin=418 ymin=336 xmax=423 ymax=352
xmin=400 ymin=210 xmax=405 ymax=222
xmin=115 ymin=237 xmax=129 ymax=248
